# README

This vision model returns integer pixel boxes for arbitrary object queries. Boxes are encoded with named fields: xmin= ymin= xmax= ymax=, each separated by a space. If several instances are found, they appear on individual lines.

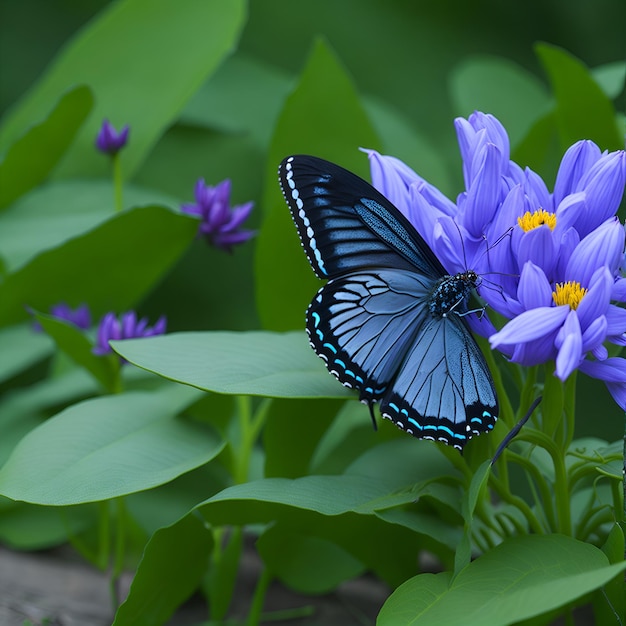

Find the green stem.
xmin=110 ymin=497 xmax=126 ymax=608
xmin=112 ymin=153 xmax=123 ymax=212
xmin=246 ymin=567 xmax=273 ymax=626
xmin=489 ymin=474 xmax=544 ymax=534
xmin=233 ymin=397 xmax=271 ymax=484
xmin=97 ymin=500 xmax=111 ymax=571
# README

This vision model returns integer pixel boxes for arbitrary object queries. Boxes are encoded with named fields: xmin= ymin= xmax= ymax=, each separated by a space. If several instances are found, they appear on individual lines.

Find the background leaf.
xmin=0 ymin=384 xmax=222 ymax=505
xmin=0 ymin=205 xmax=198 ymax=327
xmin=378 ymin=534 xmax=626 ymax=625
xmin=0 ymin=85 xmax=93 ymax=209
xmin=0 ymin=0 xmax=247 ymax=179
xmin=255 ymin=38 xmax=381 ymax=331
xmin=113 ymin=512 xmax=213 ymax=626
xmin=111 ymin=330 xmax=353 ymax=399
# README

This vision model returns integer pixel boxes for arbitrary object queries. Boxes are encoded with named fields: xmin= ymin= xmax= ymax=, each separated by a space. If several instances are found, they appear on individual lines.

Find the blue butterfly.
xmin=279 ymin=155 xmax=497 ymax=450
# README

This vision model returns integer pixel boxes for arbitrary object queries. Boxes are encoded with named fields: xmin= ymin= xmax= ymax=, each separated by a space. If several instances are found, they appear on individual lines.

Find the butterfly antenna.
xmin=491 ymin=396 xmax=542 ymax=465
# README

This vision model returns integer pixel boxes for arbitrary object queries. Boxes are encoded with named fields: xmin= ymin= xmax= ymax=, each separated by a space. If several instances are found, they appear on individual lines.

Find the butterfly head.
xmin=429 ymin=270 xmax=480 ymax=318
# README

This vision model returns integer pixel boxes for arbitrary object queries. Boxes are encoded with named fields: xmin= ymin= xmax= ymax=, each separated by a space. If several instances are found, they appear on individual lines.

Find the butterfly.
xmin=279 ymin=155 xmax=498 ymax=451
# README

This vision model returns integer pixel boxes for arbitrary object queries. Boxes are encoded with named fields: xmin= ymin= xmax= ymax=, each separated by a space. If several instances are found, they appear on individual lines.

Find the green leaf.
xmin=111 ymin=330 xmax=352 ymax=399
xmin=180 ymin=53 xmax=294 ymax=148
xmin=378 ymin=534 xmax=626 ymax=625
xmin=454 ymin=460 xmax=491 ymax=576
xmin=0 ymin=501 xmax=96 ymax=550
xmin=113 ymin=512 xmax=213 ymax=626
xmin=591 ymin=61 xmax=626 ymax=100
xmin=0 ymin=0 xmax=247 ymax=178
xmin=0 ymin=205 xmax=198 ymax=327
xmin=258 ymin=524 xmax=364 ymax=594
xmin=535 ymin=43 xmax=623 ymax=150
xmin=263 ymin=398 xmax=343 ymax=478
xmin=0 ymin=385 xmax=223 ymax=505
xmin=449 ymin=55 xmax=551 ymax=149
xmin=0 ymin=323 xmax=53 ymax=384
xmin=0 ymin=180 xmax=181 ymax=274
xmin=0 ymin=85 xmax=93 ymax=209
xmin=255 ymin=38 xmax=381 ymax=331
xmin=594 ymin=523 xmax=625 ymax=624
xmin=34 ymin=312 xmax=119 ymax=392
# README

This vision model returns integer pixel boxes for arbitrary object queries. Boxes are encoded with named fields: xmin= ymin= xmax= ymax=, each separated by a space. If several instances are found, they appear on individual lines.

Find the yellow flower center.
xmin=517 ymin=209 xmax=557 ymax=232
xmin=552 ymin=281 xmax=587 ymax=310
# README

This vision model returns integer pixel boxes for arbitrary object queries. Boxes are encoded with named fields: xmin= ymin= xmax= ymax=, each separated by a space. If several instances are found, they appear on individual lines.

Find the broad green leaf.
xmin=180 ymin=53 xmax=294 ymax=148
xmin=255 ymin=38 xmax=381 ymax=331
xmin=263 ymin=398 xmax=343 ymax=478
xmin=0 ymin=323 xmax=53 ymax=384
xmin=449 ymin=55 xmax=551 ymax=149
xmin=363 ymin=97 xmax=453 ymax=195
xmin=0 ymin=85 xmax=93 ymax=209
xmin=113 ymin=512 xmax=213 ymax=626
xmin=0 ymin=501 xmax=96 ymax=550
xmin=0 ymin=180 xmax=181 ymax=274
xmin=310 ymin=402 xmax=403 ymax=475
xmin=198 ymin=478 xmax=421 ymax=587
xmin=111 ymin=330 xmax=352 ymax=399
xmin=595 ymin=523 xmax=625 ymax=624
xmin=0 ymin=385 xmax=222 ymax=505
xmin=535 ymin=43 xmax=623 ymax=150
xmin=377 ymin=534 xmax=626 ymax=626
xmin=34 ymin=312 xmax=119 ymax=392
xmin=0 ymin=205 xmax=198 ymax=327
xmin=511 ymin=111 xmax=561 ymax=182
xmin=591 ymin=61 xmax=626 ymax=99
xmin=0 ymin=0 xmax=247 ymax=178
xmin=258 ymin=524 xmax=364 ymax=593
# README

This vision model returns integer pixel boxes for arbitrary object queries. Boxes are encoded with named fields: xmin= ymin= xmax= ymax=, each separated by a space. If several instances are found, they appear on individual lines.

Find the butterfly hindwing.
xmin=279 ymin=155 xmax=446 ymax=280
xmin=306 ymin=269 xmax=432 ymax=403
xmin=380 ymin=315 xmax=498 ymax=447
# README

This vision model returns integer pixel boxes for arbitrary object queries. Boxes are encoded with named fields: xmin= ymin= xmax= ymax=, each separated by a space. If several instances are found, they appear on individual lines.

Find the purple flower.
xmin=93 ymin=311 xmax=166 ymax=356
xmin=365 ymin=111 xmax=626 ymax=409
xmin=95 ymin=119 xmax=130 ymax=155
xmin=50 ymin=302 xmax=92 ymax=330
xmin=31 ymin=302 xmax=92 ymax=332
xmin=181 ymin=178 xmax=254 ymax=251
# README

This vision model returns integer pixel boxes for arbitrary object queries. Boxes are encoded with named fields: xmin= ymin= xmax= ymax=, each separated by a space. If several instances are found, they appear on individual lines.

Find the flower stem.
xmin=112 ymin=153 xmax=123 ymax=212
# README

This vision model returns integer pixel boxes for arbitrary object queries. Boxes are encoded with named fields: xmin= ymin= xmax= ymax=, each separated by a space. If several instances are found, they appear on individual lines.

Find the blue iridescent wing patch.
xmin=279 ymin=155 xmax=498 ymax=450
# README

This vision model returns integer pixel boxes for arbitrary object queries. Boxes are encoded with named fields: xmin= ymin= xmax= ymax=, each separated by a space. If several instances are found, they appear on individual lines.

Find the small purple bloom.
xmin=50 ymin=302 xmax=92 ymax=330
xmin=95 ymin=119 xmax=130 ymax=155
xmin=93 ymin=311 xmax=166 ymax=357
xmin=181 ymin=178 xmax=254 ymax=251
xmin=32 ymin=302 xmax=92 ymax=332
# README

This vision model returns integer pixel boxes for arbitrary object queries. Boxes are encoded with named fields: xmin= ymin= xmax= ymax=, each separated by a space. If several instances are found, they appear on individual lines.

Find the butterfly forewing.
xmin=280 ymin=154 xmax=498 ymax=450
xmin=279 ymin=155 xmax=446 ymax=280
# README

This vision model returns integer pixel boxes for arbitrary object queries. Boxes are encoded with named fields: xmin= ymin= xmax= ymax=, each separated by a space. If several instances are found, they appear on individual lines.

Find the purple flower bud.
xmin=93 ymin=311 xmax=166 ymax=357
xmin=181 ymin=178 xmax=255 ymax=251
xmin=95 ymin=119 xmax=130 ymax=155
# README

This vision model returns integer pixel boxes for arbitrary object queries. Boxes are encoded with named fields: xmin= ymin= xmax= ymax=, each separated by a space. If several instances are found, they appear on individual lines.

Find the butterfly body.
xmin=279 ymin=155 xmax=497 ymax=450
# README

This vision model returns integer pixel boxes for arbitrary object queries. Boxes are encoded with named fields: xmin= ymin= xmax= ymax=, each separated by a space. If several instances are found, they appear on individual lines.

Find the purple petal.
xmin=575 ymin=267 xmax=611 ymax=329
xmin=605 ymin=305 xmax=626 ymax=337
xmin=553 ymin=140 xmax=601 ymax=205
xmin=517 ymin=262 xmax=553 ymax=310
xmin=581 ymin=315 xmax=608 ymax=353
xmin=490 ymin=305 xmax=568 ymax=349
xmin=555 ymin=310 xmax=582 ymax=380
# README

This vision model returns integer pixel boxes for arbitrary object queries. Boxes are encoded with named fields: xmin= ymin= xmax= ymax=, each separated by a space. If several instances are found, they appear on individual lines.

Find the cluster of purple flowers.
xmin=92 ymin=311 xmax=167 ymax=356
xmin=367 ymin=112 xmax=626 ymax=409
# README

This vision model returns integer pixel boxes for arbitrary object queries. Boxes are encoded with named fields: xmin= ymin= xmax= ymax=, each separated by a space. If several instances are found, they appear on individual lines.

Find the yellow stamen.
xmin=552 ymin=281 xmax=587 ymax=310
xmin=517 ymin=209 xmax=557 ymax=232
